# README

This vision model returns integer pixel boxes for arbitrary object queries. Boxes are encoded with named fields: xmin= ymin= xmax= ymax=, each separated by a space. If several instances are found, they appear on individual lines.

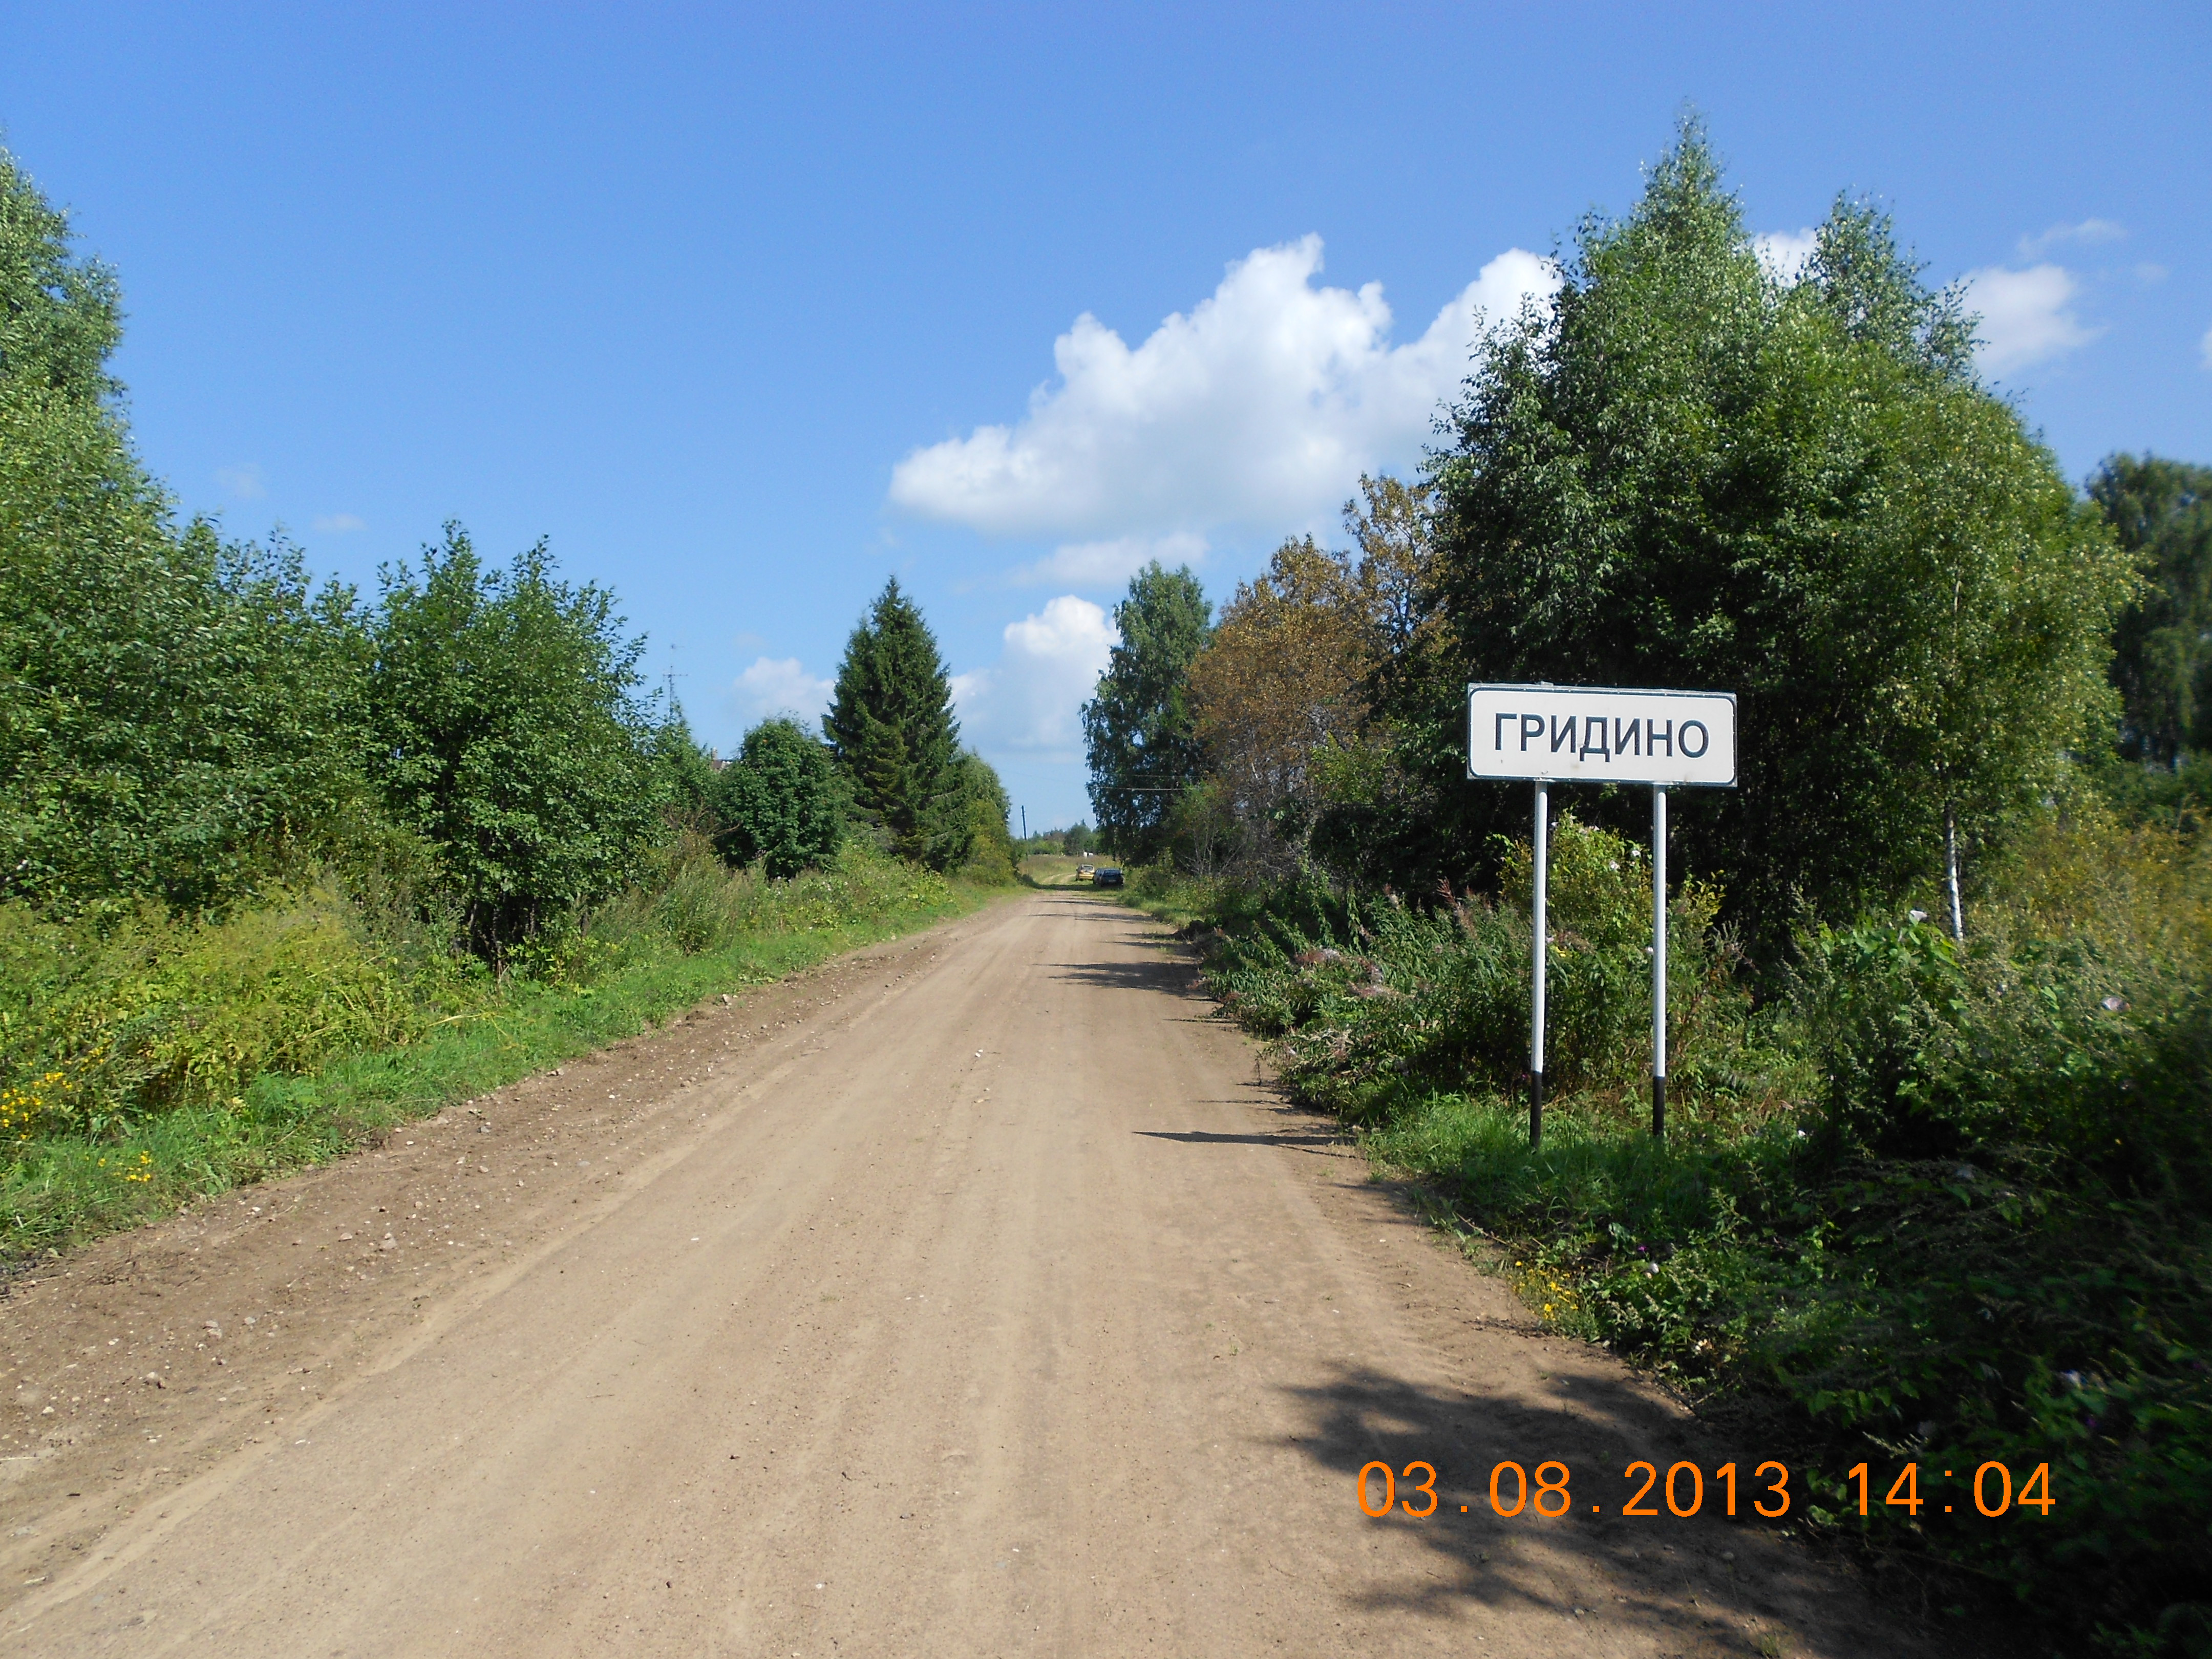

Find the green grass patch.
xmin=2 ymin=843 xmax=998 ymax=1259
xmin=1110 ymin=862 xmax=1235 ymax=930
xmin=1016 ymin=852 xmax=1088 ymax=887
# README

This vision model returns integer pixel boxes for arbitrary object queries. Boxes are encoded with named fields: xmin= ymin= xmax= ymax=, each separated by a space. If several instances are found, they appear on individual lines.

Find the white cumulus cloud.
xmin=2018 ymin=219 xmax=2124 ymax=258
xmin=1755 ymin=228 xmax=1819 ymax=282
xmin=1963 ymin=264 xmax=2102 ymax=377
xmin=951 ymin=595 xmax=1117 ymax=760
xmin=888 ymin=237 xmax=1557 ymax=542
xmin=311 ymin=513 xmax=367 ymax=534
xmin=1008 ymin=531 xmax=1209 ymax=590
xmin=2200 ymin=324 xmax=2212 ymax=372
xmin=733 ymin=657 xmax=833 ymax=729
xmin=216 ymin=462 xmax=267 ymax=500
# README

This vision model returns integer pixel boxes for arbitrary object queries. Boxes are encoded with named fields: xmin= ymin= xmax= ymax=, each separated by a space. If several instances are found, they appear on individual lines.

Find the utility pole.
xmin=663 ymin=644 xmax=686 ymax=715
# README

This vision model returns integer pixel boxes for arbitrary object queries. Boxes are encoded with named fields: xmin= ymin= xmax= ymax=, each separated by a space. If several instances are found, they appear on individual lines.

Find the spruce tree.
xmin=822 ymin=579 xmax=961 ymax=865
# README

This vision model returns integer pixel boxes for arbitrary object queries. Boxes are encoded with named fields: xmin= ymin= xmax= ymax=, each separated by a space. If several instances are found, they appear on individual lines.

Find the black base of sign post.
xmin=1529 ymin=1071 xmax=1544 ymax=1149
xmin=1652 ymin=1073 xmax=1666 ymax=1140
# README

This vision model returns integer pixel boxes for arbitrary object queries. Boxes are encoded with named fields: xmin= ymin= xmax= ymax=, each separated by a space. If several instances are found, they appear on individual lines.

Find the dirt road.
xmin=0 ymin=892 xmax=1936 ymax=1656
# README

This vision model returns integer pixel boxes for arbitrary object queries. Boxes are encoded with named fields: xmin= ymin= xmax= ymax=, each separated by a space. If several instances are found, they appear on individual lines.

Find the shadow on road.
xmin=1134 ymin=1128 xmax=1346 ymax=1156
xmin=1046 ymin=957 xmax=1204 ymax=996
xmin=1032 ymin=896 xmax=1141 ymax=916
xmin=1264 ymin=1359 xmax=1910 ymax=1652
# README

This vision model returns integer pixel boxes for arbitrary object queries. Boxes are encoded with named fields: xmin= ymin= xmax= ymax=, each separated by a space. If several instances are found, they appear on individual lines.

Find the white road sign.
xmin=1466 ymin=684 xmax=1737 ymax=788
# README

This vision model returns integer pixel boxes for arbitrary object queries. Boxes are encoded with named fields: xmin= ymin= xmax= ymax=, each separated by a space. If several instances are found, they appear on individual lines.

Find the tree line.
xmin=1084 ymin=125 xmax=2203 ymax=959
xmin=0 ymin=143 xmax=1012 ymax=963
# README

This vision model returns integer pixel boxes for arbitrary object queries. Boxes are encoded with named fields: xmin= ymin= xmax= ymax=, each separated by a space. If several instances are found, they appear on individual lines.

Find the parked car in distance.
xmin=1092 ymin=866 xmax=1124 ymax=889
xmin=1075 ymin=864 xmax=1096 ymax=883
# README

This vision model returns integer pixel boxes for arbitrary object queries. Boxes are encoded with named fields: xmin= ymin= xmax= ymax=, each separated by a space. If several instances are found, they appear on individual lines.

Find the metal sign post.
xmin=1466 ymin=684 xmax=1738 ymax=1147
xmin=1651 ymin=786 xmax=1667 ymax=1139
xmin=1530 ymin=779 xmax=1548 ymax=1144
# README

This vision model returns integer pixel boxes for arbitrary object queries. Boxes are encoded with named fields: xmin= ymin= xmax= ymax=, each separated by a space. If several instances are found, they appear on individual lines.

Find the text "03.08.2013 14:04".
xmin=1357 ymin=1460 xmax=2055 ymax=1521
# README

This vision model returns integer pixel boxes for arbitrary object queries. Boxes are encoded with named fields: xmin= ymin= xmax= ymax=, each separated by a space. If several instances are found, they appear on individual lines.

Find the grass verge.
xmin=2 ymin=858 xmax=998 ymax=1261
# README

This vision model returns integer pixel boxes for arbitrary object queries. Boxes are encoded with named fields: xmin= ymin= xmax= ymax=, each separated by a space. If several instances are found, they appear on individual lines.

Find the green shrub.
xmin=711 ymin=717 xmax=845 ymax=879
xmin=0 ymin=837 xmax=954 ymax=1146
xmin=1791 ymin=806 xmax=2212 ymax=1190
xmin=1202 ymin=813 xmax=1781 ymax=1126
xmin=585 ymin=836 xmax=952 ymax=965
xmin=362 ymin=525 xmax=669 ymax=958
xmin=0 ymin=888 xmax=418 ymax=1135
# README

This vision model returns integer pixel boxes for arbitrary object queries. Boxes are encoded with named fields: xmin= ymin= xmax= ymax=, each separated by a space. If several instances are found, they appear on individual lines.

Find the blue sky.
xmin=4 ymin=2 xmax=2207 ymax=830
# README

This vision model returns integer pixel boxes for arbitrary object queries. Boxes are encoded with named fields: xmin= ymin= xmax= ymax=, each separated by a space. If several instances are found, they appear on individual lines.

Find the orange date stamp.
xmin=1357 ymin=1459 xmax=2055 ymax=1521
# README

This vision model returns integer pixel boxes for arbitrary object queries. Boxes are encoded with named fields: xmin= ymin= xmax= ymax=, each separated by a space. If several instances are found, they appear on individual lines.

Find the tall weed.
xmin=1200 ymin=813 xmax=1794 ymax=1128
xmin=1 ymin=889 xmax=418 ymax=1135
xmin=3 ymin=838 xmax=975 ymax=1252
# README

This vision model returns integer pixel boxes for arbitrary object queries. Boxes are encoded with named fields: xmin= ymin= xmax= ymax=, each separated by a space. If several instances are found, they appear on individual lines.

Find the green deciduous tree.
xmin=1423 ymin=119 xmax=2132 ymax=950
xmin=1186 ymin=536 xmax=1369 ymax=874
xmin=0 ymin=145 xmax=121 ymax=405
xmin=945 ymin=750 xmax=1016 ymax=881
xmin=363 ymin=525 xmax=664 ymax=955
xmin=710 ymin=717 xmax=845 ymax=878
xmin=648 ymin=704 xmax=719 ymax=830
xmin=0 ymin=505 xmax=369 ymax=916
xmin=1081 ymin=561 xmax=1211 ymax=861
xmin=1184 ymin=480 xmax=1446 ymax=881
xmin=2093 ymin=454 xmax=2212 ymax=767
xmin=2 ymin=137 xmax=704 ymax=963
xmin=1 ymin=148 xmax=367 ymax=917
xmin=822 ymin=579 xmax=963 ymax=866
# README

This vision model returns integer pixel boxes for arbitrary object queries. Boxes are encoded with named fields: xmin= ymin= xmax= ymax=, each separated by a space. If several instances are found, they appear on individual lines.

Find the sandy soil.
xmin=0 ymin=891 xmax=1946 ymax=1657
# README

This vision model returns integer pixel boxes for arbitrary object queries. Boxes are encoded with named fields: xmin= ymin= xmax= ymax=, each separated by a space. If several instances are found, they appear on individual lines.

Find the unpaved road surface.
xmin=0 ymin=892 xmax=1940 ymax=1656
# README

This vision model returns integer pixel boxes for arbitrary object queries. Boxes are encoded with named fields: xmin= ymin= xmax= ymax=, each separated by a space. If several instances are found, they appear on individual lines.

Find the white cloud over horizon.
xmin=1007 ymin=530 xmax=1209 ymax=589
xmin=2200 ymin=324 xmax=2212 ymax=372
xmin=1963 ymin=263 xmax=2102 ymax=377
xmin=1754 ymin=227 xmax=1819 ymax=282
xmin=311 ymin=513 xmax=367 ymax=534
xmin=216 ymin=462 xmax=267 ymax=500
xmin=951 ymin=595 xmax=1117 ymax=761
xmin=888 ymin=237 xmax=1558 ymax=544
xmin=2018 ymin=218 xmax=2125 ymax=259
xmin=732 ymin=656 xmax=833 ymax=730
